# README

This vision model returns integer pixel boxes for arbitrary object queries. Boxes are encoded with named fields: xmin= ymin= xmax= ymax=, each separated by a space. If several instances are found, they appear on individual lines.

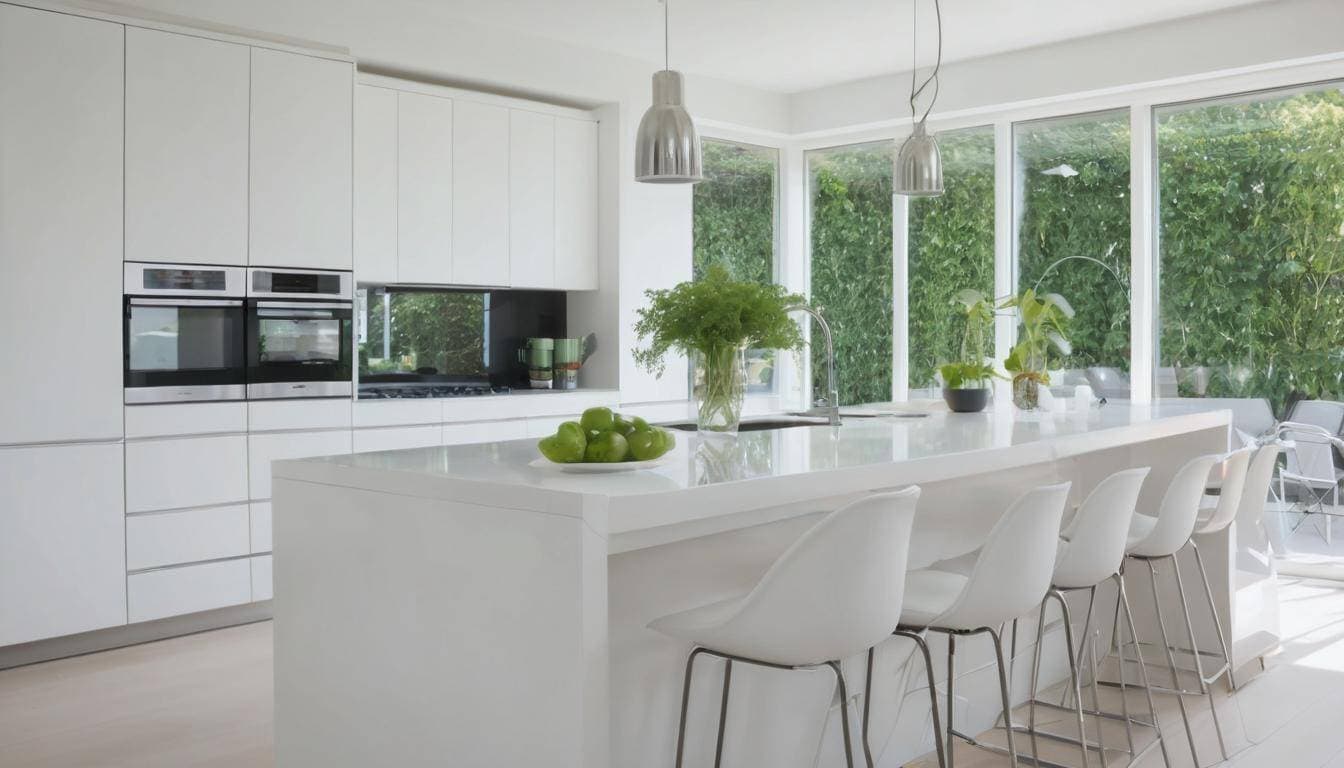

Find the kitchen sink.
xmin=663 ymin=416 xmax=832 ymax=432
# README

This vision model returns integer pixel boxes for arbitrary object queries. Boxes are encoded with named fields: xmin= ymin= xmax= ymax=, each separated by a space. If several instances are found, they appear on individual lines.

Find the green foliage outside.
xmin=1015 ymin=111 xmax=1132 ymax=372
xmin=808 ymin=142 xmax=895 ymax=405
xmin=908 ymin=127 xmax=995 ymax=387
xmin=359 ymin=291 xmax=485 ymax=376
xmin=1158 ymin=88 xmax=1344 ymax=411
xmin=693 ymin=140 xmax=776 ymax=284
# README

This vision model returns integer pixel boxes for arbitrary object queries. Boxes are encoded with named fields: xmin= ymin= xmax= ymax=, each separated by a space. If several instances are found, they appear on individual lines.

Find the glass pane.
xmin=692 ymin=139 xmax=780 ymax=394
xmin=808 ymin=141 xmax=893 ymax=406
xmin=1015 ymin=110 xmax=1131 ymax=389
xmin=258 ymin=318 xmax=342 ymax=364
xmin=360 ymin=291 xmax=487 ymax=377
xmin=907 ymin=126 xmax=996 ymax=391
xmin=128 ymin=305 xmax=235 ymax=371
xmin=1156 ymin=85 xmax=1344 ymax=413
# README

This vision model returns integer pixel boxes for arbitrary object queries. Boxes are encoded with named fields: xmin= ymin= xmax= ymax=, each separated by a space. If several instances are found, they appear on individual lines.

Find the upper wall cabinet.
xmin=125 ymin=28 xmax=249 ymax=265
xmin=354 ymin=85 xmax=399 ymax=284
xmin=452 ymin=101 xmax=511 ymax=286
xmin=0 ymin=5 xmax=124 ymax=444
xmin=509 ymin=110 xmax=557 ymax=289
xmin=250 ymin=48 xmax=353 ymax=270
xmin=397 ymin=91 xmax=454 ymax=284
xmin=554 ymin=117 xmax=600 ymax=290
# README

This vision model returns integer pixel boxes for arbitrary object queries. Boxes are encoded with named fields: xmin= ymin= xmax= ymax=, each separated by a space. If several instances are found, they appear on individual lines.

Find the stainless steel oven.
xmin=123 ymin=262 xmax=247 ymax=404
xmin=246 ymin=267 xmax=354 ymax=399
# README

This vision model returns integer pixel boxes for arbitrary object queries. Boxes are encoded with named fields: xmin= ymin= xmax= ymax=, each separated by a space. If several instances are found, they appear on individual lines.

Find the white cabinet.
xmin=250 ymin=48 xmax=353 ymax=269
xmin=353 ymin=425 xmax=442 ymax=454
xmin=250 ymin=501 xmax=272 ymax=553
xmin=128 ymin=559 xmax=252 ymax=623
xmin=397 ymin=91 xmax=454 ymax=284
xmin=125 ymin=27 xmax=249 ymax=265
xmin=554 ymin=117 xmax=600 ymax=290
xmin=248 ymin=429 xmax=352 ymax=500
xmin=452 ymin=100 xmax=511 ymax=286
xmin=126 ymin=504 xmax=251 ymax=571
xmin=125 ymin=434 xmax=249 ymax=513
xmin=509 ymin=110 xmax=556 ymax=288
xmin=0 ymin=6 xmax=123 ymax=445
xmin=252 ymin=555 xmax=273 ymax=602
xmin=443 ymin=420 xmax=528 ymax=446
xmin=0 ymin=443 xmax=126 ymax=646
xmin=354 ymin=84 xmax=399 ymax=284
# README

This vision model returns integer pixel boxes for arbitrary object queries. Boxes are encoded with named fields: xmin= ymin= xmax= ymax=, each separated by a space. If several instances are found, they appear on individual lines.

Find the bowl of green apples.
xmin=530 ymin=407 xmax=677 ymax=472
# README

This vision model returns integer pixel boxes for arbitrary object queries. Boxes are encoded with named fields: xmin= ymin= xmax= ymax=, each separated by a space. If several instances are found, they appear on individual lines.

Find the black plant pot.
xmin=943 ymin=386 xmax=990 ymax=413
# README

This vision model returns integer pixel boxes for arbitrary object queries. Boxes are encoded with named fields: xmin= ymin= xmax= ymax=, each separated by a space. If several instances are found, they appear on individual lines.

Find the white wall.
xmin=93 ymin=0 xmax=791 ymax=404
xmin=789 ymin=0 xmax=1344 ymax=136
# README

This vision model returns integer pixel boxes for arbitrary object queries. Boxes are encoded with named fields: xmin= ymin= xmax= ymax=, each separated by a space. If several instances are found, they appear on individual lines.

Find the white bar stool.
xmin=648 ymin=487 xmax=923 ymax=768
xmin=1021 ymin=467 xmax=1170 ymax=768
xmin=1111 ymin=452 xmax=1224 ymax=767
xmin=889 ymin=482 xmax=1071 ymax=768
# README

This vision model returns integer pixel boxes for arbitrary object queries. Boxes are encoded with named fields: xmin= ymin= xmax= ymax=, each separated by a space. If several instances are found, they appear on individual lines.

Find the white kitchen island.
xmin=271 ymin=402 xmax=1272 ymax=768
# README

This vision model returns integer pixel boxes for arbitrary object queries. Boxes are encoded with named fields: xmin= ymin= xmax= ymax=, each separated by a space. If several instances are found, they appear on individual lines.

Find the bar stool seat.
xmin=898 ymin=570 xmax=968 ymax=627
xmin=1125 ymin=514 xmax=1159 ymax=550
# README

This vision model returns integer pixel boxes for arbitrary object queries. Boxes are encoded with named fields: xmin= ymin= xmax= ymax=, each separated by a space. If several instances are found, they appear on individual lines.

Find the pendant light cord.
xmin=908 ymin=0 xmax=942 ymax=124
xmin=664 ymin=0 xmax=670 ymax=71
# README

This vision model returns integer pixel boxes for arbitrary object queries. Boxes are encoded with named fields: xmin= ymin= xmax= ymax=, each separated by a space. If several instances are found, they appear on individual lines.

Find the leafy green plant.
xmin=939 ymin=361 xmax=1001 ymax=389
xmin=1001 ymin=288 xmax=1074 ymax=384
xmin=936 ymin=288 xmax=1001 ymax=390
xmin=632 ymin=265 xmax=806 ymax=376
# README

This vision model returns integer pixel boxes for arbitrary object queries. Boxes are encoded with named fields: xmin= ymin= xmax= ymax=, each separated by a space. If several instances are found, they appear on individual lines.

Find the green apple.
xmin=584 ymin=430 xmax=629 ymax=463
xmin=627 ymin=429 xmax=666 ymax=461
xmin=612 ymin=415 xmax=636 ymax=436
xmin=579 ymin=407 xmax=615 ymax=434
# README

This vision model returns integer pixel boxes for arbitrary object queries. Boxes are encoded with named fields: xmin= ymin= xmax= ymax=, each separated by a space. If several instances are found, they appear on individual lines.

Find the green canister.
xmin=553 ymin=338 xmax=584 ymax=390
xmin=517 ymin=338 xmax=554 ymax=389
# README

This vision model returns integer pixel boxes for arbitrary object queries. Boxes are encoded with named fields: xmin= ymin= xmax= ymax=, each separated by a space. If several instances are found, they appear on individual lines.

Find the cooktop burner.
xmin=357 ymin=382 xmax=511 ymax=399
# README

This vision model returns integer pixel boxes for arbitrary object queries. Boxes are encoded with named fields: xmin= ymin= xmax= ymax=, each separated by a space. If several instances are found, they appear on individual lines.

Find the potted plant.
xmin=1000 ymin=288 xmax=1074 ymax=410
xmin=633 ymin=265 xmax=806 ymax=433
xmin=938 ymin=290 xmax=1001 ymax=413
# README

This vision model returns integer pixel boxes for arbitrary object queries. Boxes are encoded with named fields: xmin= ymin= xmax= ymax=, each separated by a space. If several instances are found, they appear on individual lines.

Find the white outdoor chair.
xmin=1276 ymin=421 xmax=1344 ymax=544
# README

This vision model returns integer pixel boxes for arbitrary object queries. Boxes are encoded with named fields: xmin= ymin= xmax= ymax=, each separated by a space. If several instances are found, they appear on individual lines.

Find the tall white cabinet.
xmin=354 ymin=85 xmax=399 ymax=284
xmin=125 ymin=27 xmax=249 ymax=265
xmin=452 ymin=100 xmax=511 ymax=286
xmin=0 ymin=5 xmax=124 ymax=446
xmin=554 ymin=117 xmax=600 ymax=290
xmin=509 ymin=111 xmax=557 ymax=288
xmin=250 ymin=48 xmax=353 ymax=269
xmin=397 ymin=90 xmax=454 ymax=284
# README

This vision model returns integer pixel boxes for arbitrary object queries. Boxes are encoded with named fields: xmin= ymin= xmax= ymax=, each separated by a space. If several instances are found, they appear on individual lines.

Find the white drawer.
xmin=352 ymin=399 xmax=442 ymax=428
xmin=250 ymin=501 xmax=271 ymax=553
xmin=126 ymin=434 xmax=249 ymax=513
xmin=352 ymin=424 xmax=442 ymax=453
xmin=248 ymin=429 xmax=352 ymax=500
xmin=443 ymin=390 xmax=617 ymax=422
xmin=127 ymin=558 xmax=252 ymax=623
xmin=125 ymin=402 xmax=248 ymax=439
xmin=251 ymin=555 xmax=272 ymax=602
xmin=525 ymin=416 xmax=570 ymax=438
xmin=248 ymin=398 xmax=352 ymax=432
xmin=126 ymin=504 xmax=250 ymax=571
xmin=442 ymin=419 xmax=528 ymax=446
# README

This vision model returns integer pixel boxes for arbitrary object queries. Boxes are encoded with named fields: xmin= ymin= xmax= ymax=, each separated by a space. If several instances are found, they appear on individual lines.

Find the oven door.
xmin=124 ymin=298 xmax=247 ymax=403
xmin=247 ymin=301 xmax=353 ymax=399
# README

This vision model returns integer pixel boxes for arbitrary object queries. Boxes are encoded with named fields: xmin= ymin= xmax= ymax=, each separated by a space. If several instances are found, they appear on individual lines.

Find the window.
xmin=907 ymin=126 xmax=996 ymax=389
xmin=1015 ymin=110 xmax=1131 ymax=379
xmin=359 ymin=290 xmax=488 ymax=377
xmin=807 ymin=141 xmax=894 ymax=406
xmin=1156 ymin=84 xmax=1344 ymax=412
xmin=693 ymin=138 xmax=781 ymax=393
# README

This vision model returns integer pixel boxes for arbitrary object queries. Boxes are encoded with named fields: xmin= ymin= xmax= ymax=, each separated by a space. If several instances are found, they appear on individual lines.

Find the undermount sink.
xmin=663 ymin=416 xmax=832 ymax=432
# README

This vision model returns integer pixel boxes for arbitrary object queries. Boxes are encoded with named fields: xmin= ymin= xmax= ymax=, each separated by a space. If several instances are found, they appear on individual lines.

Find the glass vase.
xmin=693 ymin=344 xmax=747 ymax=434
xmin=1013 ymin=374 xmax=1041 ymax=411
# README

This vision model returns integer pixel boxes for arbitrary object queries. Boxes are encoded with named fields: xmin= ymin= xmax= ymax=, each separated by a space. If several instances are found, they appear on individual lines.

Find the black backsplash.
xmin=486 ymin=289 xmax=567 ymax=387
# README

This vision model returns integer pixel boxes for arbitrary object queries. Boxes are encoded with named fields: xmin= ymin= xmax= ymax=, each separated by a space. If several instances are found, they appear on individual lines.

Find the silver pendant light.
xmin=895 ymin=0 xmax=944 ymax=197
xmin=635 ymin=0 xmax=703 ymax=183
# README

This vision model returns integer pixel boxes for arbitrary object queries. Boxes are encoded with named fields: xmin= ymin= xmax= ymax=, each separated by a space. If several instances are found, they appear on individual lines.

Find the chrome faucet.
xmin=785 ymin=305 xmax=841 ymax=426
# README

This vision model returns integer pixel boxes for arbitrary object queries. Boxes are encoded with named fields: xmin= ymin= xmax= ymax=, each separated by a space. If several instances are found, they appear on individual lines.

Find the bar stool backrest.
xmin=1236 ymin=442 xmax=1282 ymax=531
xmin=722 ymin=486 xmax=920 ymax=665
xmin=931 ymin=482 xmax=1071 ymax=631
xmin=1053 ymin=468 xmax=1149 ymax=589
xmin=1194 ymin=447 xmax=1253 ymax=536
xmin=1128 ymin=453 xmax=1221 ymax=558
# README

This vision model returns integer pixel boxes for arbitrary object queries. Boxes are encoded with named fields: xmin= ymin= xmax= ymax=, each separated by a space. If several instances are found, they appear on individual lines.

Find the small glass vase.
xmin=1013 ymin=374 xmax=1042 ymax=411
xmin=693 ymin=344 xmax=747 ymax=434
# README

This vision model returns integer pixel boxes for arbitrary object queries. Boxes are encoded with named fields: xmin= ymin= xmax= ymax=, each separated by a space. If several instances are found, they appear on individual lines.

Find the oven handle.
xmin=253 ymin=301 xmax=352 ymax=311
xmin=129 ymin=298 xmax=244 ymax=307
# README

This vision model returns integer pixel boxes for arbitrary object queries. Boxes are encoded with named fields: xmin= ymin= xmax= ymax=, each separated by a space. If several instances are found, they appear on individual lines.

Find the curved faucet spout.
xmin=785 ymin=304 xmax=841 ymax=426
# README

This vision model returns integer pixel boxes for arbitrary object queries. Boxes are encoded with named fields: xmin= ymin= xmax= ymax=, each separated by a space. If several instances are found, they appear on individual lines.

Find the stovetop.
xmin=358 ymin=383 xmax=512 ymax=399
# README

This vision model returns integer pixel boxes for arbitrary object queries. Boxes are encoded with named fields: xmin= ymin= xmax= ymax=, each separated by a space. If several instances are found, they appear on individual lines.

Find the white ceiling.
xmin=408 ymin=0 xmax=1276 ymax=93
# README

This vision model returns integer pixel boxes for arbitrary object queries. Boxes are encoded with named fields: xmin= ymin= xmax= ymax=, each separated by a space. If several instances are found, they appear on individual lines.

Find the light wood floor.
xmin=5 ymin=579 xmax=1344 ymax=767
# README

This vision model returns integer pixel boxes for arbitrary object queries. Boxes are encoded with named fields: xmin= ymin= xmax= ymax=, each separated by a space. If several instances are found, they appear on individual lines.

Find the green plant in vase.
xmin=633 ymin=265 xmax=806 ymax=433
xmin=937 ymin=289 xmax=1002 ymax=412
xmin=1001 ymin=288 xmax=1074 ymax=410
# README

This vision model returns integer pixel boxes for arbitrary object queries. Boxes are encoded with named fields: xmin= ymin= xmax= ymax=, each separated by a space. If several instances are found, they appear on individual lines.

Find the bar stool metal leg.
xmin=947 ymin=634 xmax=956 ymax=768
xmin=714 ymin=660 xmax=732 ymax=768
xmin=1118 ymin=573 xmax=1171 ymax=768
xmin=1170 ymin=553 xmax=1229 ymax=761
xmin=826 ymin=660 xmax=857 ymax=768
xmin=1190 ymin=539 xmax=1237 ymax=691
xmin=866 ymin=632 xmax=947 ymax=768
xmin=1049 ymin=589 xmax=1091 ymax=768
xmin=1147 ymin=559 xmax=1199 ymax=766
xmin=675 ymin=648 xmax=708 ymax=768
xmin=988 ymin=627 xmax=1021 ymax=768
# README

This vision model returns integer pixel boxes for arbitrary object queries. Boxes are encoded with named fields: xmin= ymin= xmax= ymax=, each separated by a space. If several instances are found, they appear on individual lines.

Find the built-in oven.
xmin=123 ymin=262 xmax=247 ymax=404
xmin=246 ymin=267 xmax=354 ymax=400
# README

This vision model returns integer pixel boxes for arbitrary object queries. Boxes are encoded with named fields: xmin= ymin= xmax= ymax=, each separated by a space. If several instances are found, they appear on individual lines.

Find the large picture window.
xmin=807 ymin=141 xmax=894 ymax=406
xmin=692 ymin=138 xmax=781 ymax=393
xmin=907 ymin=126 xmax=995 ymax=389
xmin=1015 ymin=110 xmax=1132 ymax=382
xmin=1156 ymin=84 xmax=1344 ymax=412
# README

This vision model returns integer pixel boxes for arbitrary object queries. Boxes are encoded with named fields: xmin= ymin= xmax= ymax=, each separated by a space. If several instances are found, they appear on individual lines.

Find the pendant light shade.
xmin=635 ymin=69 xmax=703 ymax=183
xmin=635 ymin=0 xmax=702 ymax=184
xmin=895 ymin=122 xmax=943 ymax=196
